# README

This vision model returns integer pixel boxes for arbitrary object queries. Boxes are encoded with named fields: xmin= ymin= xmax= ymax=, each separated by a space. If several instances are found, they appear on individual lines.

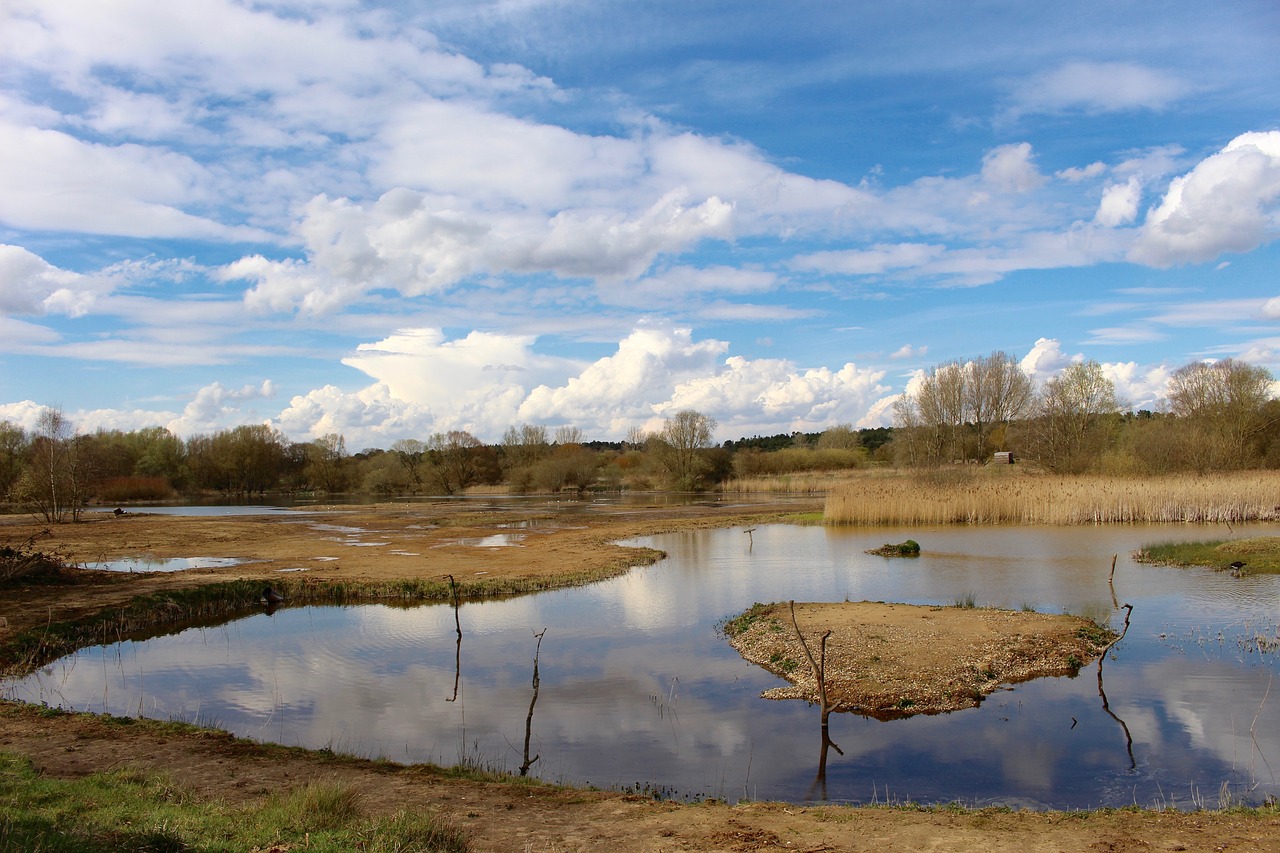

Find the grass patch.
xmin=1134 ymin=537 xmax=1280 ymax=574
xmin=720 ymin=602 xmax=772 ymax=638
xmin=0 ymin=752 xmax=470 ymax=852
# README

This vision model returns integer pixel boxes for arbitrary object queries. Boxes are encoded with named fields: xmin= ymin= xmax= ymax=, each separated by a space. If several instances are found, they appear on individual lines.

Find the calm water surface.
xmin=8 ymin=523 xmax=1279 ymax=809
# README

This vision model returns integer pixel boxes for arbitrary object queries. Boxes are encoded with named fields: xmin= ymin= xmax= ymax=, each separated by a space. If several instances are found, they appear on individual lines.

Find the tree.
xmin=305 ymin=433 xmax=350 ymax=492
xmin=1024 ymin=361 xmax=1119 ymax=472
xmin=815 ymin=423 xmax=860 ymax=451
xmin=0 ymin=420 xmax=26 ymax=501
xmin=12 ymin=407 xmax=90 ymax=522
xmin=188 ymin=425 xmax=286 ymax=495
xmin=501 ymin=424 xmax=550 ymax=469
xmin=1166 ymin=358 xmax=1274 ymax=469
xmin=967 ymin=351 xmax=1034 ymax=457
xmin=658 ymin=409 xmax=717 ymax=490
xmin=553 ymin=425 xmax=584 ymax=446
xmin=428 ymin=430 xmax=485 ymax=495
xmin=391 ymin=439 xmax=429 ymax=494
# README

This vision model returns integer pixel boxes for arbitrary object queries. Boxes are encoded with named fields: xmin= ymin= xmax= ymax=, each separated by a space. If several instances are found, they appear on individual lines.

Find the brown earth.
xmin=3 ymin=499 xmax=1279 ymax=852
xmin=727 ymin=601 xmax=1112 ymax=719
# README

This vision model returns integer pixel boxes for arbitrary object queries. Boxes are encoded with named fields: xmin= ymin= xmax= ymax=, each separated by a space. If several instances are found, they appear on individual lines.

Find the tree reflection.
xmin=520 ymin=629 xmax=547 ymax=776
xmin=1098 ymin=603 xmax=1135 ymax=769
xmin=445 ymin=575 xmax=462 ymax=702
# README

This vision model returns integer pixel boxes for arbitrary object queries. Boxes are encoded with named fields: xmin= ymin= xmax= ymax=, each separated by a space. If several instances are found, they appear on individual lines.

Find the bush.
xmin=0 ymin=531 xmax=66 ymax=583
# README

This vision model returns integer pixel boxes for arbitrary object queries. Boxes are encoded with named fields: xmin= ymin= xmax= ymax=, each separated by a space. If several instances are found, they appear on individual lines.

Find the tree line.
xmin=3 ymin=354 xmax=1276 ymax=522
xmin=0 ymin=409 xmax=878 ymax=522
xmin=891 ymin=352 xmax=1277 ymax=473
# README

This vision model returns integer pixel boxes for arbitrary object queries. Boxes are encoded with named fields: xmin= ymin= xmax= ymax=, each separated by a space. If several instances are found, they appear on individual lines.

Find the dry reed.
xmin=824 ymin=470 xmax=1280 ymax=525
xmin=724 ymin=470 xmax=872 ymax=495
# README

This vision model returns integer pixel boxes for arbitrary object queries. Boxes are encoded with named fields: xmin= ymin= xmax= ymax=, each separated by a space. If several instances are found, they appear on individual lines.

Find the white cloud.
xmin=1095 ymin=177 xmax=1142 ymax=227
xmin=518 ymin=325 xmax=727 ymax=434
xmin=343 ymin=327 xmax=572 ymax=434
xmin=1019 ymin=337 xmax=1077 ymax=384
xmin=1011 ymin=62 xmax=1189 ymax=115
xmin=0 ymin=122 xmax=269 ymax=241
xmin=1056 ymin=162 xmax=1106 ymax=183
xmin=0 ymin=245 xmax=92 ymax=315
xmin=1101 ymin=361 xmax=1174 ymax=411
xmin=792 ymin=243 xmax=946 ymax=276
xmin=166 ymin=380 xmax=277 ymax=435
xmin=889 ymin=344 xmax=927 ymax=361
xmin=1130 ymin=131 xmax=1280 ymax=266
xmin=659 ymin=356 xmax=889 ymax=436
xmin=980 ymin=142 xmax=1045 ymax=194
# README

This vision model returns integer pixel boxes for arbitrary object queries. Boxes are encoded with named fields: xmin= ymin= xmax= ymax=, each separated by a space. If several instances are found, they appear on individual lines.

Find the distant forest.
xmin=3 ymin=351 xmax=1276 ymax=522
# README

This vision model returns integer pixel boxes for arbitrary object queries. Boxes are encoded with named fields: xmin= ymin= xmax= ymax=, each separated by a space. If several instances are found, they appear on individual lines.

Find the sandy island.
xmin=2 ymin=499 xmax=1278 ymax=852
xmin=725 ymin=601 xmax=1112 ymax=719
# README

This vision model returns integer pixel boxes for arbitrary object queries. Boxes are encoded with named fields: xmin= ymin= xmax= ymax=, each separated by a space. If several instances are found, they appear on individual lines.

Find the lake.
xmin=6 ymin=522 xmax=1278 ymax=809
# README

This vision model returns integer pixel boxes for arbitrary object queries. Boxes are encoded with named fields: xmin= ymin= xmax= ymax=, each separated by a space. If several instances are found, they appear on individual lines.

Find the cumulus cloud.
xmin=659 ymin=357 xmax=889 ymax=436
xmin=518 ymin=325 xmax=728 ymax=434
xmin=272 ymin=324 xmax=895 ymax=444
xmin=223 ymin=184 xmax=735 ymax=314
xmin=1095 ymin=177 xmax=1142 ymax=227
xmin=1130 ymin=131 xmax=1280 ymax=266
xmin=342 ymin=327 xmax=574 ymax=435
xmin=1019 ymin=337 xmax=1078 ymax=384
xmin=1010 ymin=62 xmax=1189 ymax=115
xmin=0 ymin=245 xmax=93 ymax=315
xmin=166 ymin=380 xmax=276 ymax=435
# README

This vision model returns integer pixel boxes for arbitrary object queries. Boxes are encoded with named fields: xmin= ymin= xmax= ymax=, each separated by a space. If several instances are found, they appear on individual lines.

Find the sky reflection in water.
xmin=8 ymin=524 xmax=1279 ymax=808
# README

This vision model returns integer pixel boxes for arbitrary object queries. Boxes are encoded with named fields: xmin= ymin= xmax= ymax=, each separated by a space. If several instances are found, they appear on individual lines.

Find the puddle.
xmin=439 ymin=534 xmax=526 ymax=547
xmin=85 ymin=556 xmax=249 ymax=573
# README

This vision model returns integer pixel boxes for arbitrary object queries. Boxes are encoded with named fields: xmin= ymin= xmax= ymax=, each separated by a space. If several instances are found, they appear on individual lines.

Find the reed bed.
xmin=824 ymin=470 xmax=1280 ymax=525
xmin=723 ymin=469 xmax=872 ymax=494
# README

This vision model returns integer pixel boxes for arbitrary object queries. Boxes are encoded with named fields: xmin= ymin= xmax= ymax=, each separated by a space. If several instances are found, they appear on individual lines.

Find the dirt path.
xmin=3 ymin=499 xmax=1280 ymax=851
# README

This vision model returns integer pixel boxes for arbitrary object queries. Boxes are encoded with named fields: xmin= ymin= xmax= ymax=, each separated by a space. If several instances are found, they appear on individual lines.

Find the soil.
xmin=3 ymin=499 xmax=1279 ymax=852
xmin=726 ymin=601 xmax=1112 ymax=719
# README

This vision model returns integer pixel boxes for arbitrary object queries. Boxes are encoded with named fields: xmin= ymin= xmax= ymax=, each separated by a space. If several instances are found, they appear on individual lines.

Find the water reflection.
xmin=6 ymin=523 xmax=1279 ymax=808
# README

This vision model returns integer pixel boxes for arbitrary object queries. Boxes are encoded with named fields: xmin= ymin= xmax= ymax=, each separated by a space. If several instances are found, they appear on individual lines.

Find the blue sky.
xmin=2 ymin=0 xmax=1279 ymax=447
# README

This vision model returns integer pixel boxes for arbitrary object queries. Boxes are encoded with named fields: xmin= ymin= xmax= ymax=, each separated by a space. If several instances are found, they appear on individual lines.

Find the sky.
xmin=2 ymin=1 xmax=1279 ymax=448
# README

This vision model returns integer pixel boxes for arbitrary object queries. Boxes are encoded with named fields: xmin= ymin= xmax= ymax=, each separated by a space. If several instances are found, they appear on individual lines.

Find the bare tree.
xmin=967 ymin=351 xmax=1034 ymax=457
xmin=391 ymin=438 xmax=428 ymax=493
xmin=552 ymin=425 xmax=583 ymax=446
xmin=305 ymin=433 xmax=349 ymax=492
xmin=658 ymin=409 xmax=717 ymax=490
xmin=1024 ymin=361 xmax=1119 ymax=472
xmin=13 ymin=407 xmax=89 ymax=522
xmin=428 ymin=430 xmax=484 ymax=494
xmin=1166 ymin=358 xmax=1274 ymax=469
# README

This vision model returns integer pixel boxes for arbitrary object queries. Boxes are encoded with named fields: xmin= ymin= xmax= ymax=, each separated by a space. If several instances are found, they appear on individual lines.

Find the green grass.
xmin=720 ymin=602 xmax=772 ymax=637
xmin=1134 ymin=536 xmax=1280 ymax=574
xmin=0 ymin=752 xmax=470 ymax=852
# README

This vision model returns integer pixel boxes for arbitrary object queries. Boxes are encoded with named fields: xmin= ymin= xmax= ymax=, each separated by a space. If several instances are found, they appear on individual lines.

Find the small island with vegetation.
xmin=722 ymin=600 xmax=1115 ymax=719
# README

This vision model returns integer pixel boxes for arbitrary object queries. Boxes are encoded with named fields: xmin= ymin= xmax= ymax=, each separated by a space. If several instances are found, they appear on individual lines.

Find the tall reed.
xmin=823 ymin=470 xmax=1280 ymax=525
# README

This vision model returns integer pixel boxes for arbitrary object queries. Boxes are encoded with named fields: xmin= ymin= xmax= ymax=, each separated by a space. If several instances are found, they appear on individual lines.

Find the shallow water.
xmin=7 ymin=523 xmax=1279 ymax=808
xmin=84 ymin=556 xmax=251 ymax=573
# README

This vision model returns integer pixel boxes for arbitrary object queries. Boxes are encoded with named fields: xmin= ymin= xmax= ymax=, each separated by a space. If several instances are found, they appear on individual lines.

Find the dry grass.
xmin=723 ymin=469 xmax=874 ymax=494
xmin=824 ymin=469 xmax=1280 ymax=525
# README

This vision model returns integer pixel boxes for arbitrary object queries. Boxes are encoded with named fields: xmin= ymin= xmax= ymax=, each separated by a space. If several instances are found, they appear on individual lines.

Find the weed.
xmin=720 ymin=602 xmax=771 ymax=638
